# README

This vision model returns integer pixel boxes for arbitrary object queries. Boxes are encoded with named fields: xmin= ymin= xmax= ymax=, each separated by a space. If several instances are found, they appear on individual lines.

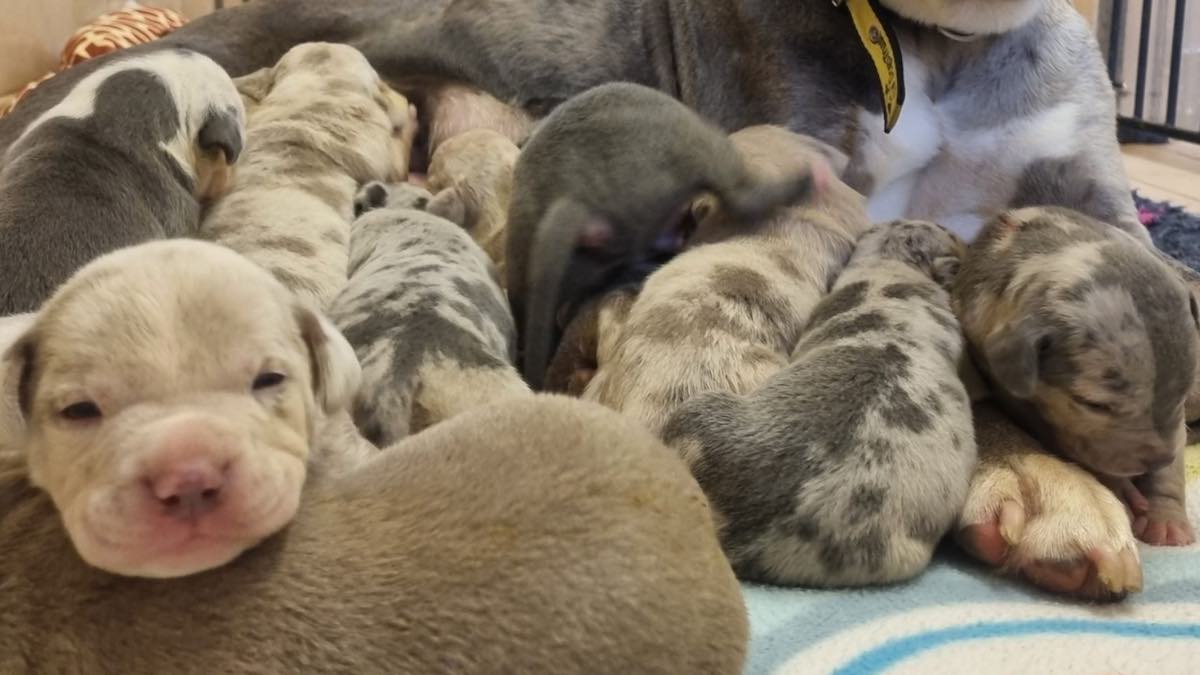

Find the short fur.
xmin=330 ymin=182 xmax=529 ymax=447
xmin=544 ymin=286 xmax=640 ymax=396
xmin=662 ymin=220 xmax=975 ymax=586
xmin=507 ymin=83 xmax=814 ymax=388
xmin=426 ymin=128 xmax=522 ymax=282
xmin=0 ymin=239 xmax=362 ymax=579
xmin=200 ymin=42 xmax=417 ymax=310
xmin=584 ymin=126 xmax=868 ymax=436
xmin=954 ymin=206 xmax=1198 ymax=546
xmin=0 ymin=49 xmax=244 ymax=315
xmin=0 ymin=395 xmax=748 ymax=673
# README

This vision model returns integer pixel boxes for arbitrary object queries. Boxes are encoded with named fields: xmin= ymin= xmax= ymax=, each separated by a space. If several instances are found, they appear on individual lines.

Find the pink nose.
xmin=146 ymin=459 xmax=228 ymax=521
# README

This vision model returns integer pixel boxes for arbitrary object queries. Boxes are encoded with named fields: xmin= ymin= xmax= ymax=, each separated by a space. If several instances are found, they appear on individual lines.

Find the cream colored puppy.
xmin=201 ymin=41 xmax=418 ymax=310
xmin=426 ymin=128 xmax=521 ymax=283
xmin=583 ymin=125 xmax=866 ymax=436
xmin=1 ymin=239 xmax=361 ymax=579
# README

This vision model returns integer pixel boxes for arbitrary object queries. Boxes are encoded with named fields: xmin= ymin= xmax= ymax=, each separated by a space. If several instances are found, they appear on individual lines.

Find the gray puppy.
xmin=330 ymin=181 xmax=530 ymax=446
xmin=663 ymin=220 xmax=975 ymax=587
xmin=507 ymin=82 xmax=814 ymax=389
xmin=0 ymin=48 xmax=244 ymax=315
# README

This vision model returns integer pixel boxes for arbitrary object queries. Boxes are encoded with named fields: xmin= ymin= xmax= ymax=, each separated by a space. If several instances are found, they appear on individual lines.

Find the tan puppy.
xmin=544 ymin=286 xmax=639 ymax=396
xmin=958 ymin=402 xmax=1142 ymax=601
xmin=1 ymin=239 xmax=362 ymax=579
xmin=0 ymin=395 xmax=748 ymax=673
xmin=954 ymin=206 xmax=1198 ymax=552
xmin=426 ymin=128 xmax=521 ymax=283
xmin=583 ymin=125 xmax=867 ymax=436
xmin=201 ymin=41 xmax=418 ymax=310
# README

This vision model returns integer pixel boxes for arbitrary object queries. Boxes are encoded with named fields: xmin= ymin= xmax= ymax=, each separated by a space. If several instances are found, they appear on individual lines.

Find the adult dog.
xmin=0 ymin=0 xmax=1138 ymax=248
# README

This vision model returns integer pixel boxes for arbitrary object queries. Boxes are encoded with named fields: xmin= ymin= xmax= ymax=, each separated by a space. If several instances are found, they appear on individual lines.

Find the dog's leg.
xmin=956 ymin=403 xmax=1142 ymax=601
xmin=1129 ymin=454 xmax=1195 ymax=546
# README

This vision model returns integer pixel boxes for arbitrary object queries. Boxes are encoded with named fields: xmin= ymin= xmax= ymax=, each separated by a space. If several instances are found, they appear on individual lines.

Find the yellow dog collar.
xmin=834 ymin=0 xmax=906 ymax=133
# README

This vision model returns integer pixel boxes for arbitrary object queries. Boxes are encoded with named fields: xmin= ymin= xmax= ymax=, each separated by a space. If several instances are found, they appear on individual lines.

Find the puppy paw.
xmin=956 ymin=452 xmax=1142 ymax=601
xmin=1132 ymin=497 xmax=1195 ymax=546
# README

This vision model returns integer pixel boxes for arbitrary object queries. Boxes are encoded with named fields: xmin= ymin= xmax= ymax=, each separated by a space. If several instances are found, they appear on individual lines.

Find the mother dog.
xmin=0 ymin=0 xmax=1138 ymax=245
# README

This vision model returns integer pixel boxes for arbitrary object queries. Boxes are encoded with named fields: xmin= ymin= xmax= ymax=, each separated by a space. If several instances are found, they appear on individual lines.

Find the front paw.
xmin=1133 ymin=496 xmax=1195 ymax=546
xmin=957 ymin=451 xmax=1142 ymax=601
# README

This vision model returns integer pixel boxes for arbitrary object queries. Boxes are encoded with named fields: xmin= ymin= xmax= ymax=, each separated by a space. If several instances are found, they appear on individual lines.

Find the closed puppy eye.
xmin=1071 ymin=394 xmax=1114 ymax=415
xmin=252 ymin=372 xmax=287 ymax=390
xmin=60 ymin=401 xmax=102 ymax=421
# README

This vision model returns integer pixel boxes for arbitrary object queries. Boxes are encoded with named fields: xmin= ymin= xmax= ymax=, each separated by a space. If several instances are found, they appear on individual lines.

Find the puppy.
xmin=954 ymin=206 xmax=1199 ymax=547
xmin=1 ymin=239 xmax=362 ymax=579
xmin=544 ymin=286 xmax=640 ymax=397
xmin=0 ymin=394 xmax=747 ymax=673
xmin=426 ymin=128 xmax=522 ymax=283
xmin=583 ymin=126 xmax=868 ymax=436
xmin=330 ymin=181 xmax=530 ymax=447
xmin=200 ymin=42 xmax=418 ymax=310
xmin=506 ymin=82 xmax=816 ymax=388
xmin=663 ymin=220 xmax=975 ymax=586
xmin=957 ymin=401 xmax=1142 ymax=601
xmin=0 ymin=48 xmax=244 ymax=315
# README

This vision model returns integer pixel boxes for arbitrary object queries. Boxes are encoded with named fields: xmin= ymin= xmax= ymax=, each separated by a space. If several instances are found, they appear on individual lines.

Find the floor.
xmin=1124 ymin=140 xmax=1200 ymax=212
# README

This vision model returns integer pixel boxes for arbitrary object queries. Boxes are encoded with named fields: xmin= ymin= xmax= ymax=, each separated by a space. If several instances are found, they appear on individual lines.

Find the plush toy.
xmin=2 ymin=4 xmax=188 ymax=117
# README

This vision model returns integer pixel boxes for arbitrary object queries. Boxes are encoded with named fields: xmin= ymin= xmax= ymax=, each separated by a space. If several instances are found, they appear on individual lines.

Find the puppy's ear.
xmin=198 ymin=106 xmax=244 ymax=164
xmin=233 ymin=67 xmax=273 ymax=106
xmin=798 ymin=136 xmax=850 ymax=178
xmin=295 ymin=307 xmax=361 ymax=415
xmin=982 ymin=316 xmax=1049 ymax=399
xmin=2 ymin=321 xmax=39 ymax=438
xmin=931 ymin=256 xmax=961 ymax=289
xmin=427 ymin=187 xmax=472 ymax=229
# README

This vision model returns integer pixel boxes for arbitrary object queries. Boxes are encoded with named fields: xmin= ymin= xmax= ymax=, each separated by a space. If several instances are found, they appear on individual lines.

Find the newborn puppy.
xmin=506 ymin=82 xmax=816 ymax=388
xmin=427 ymin=129 xmax=521 ymax=283
xmin=330 ymin=181 xmax=529 ymax=446
xmin=201 ymin=42 xmax=417 ymax=310
xmin=0 ymin=48 xmax=244 ymax=315
xmin=663 ymin=220 xmax=974 ymax=586
xmin=544 ymin=286 xmax=640 ymax=397
xmin=1 ymin=239 xmax=361 ymax=579
xmin=584 ymin=126 xmax=868 ymax=436
xmin=954 ymin=206 xmax=1199 ymax=546
xmin=0 ymin=396 xmax=747 ymax=674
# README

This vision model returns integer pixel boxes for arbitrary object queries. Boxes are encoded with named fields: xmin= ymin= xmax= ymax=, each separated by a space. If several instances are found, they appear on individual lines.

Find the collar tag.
xmin=835 ymin=0 xmax=906 ymax=133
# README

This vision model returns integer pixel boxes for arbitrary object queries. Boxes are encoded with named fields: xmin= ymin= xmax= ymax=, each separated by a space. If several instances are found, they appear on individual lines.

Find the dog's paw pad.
xmin=1133 ymin=513 xmax=1196 ymax=546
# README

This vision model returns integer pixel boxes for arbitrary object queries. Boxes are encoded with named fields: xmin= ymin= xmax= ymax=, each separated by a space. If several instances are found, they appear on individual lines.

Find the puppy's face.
xmin=5 ymin=240 xmax=359 ymax=578
xmin=852 ymin=219 xmax=965 ymax=287
xmin=957 ymin=209 xmax=1197 ymax=478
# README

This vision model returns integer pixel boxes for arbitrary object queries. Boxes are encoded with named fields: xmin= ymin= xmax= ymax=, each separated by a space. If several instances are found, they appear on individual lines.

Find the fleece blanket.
xmin=742 ymin=444 xmax=1200 ymax=674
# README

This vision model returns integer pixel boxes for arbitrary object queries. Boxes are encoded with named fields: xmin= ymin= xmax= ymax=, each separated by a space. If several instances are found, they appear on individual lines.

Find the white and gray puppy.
xmin=663 ymin=220 xmax=974 ymax=587
xmin=201 ymin=42 xmax=417 ymax=310
xmin=583 ymin=126 xmax=866 ymax=436
xmin=329 ymin=181 xmax=530 ymax=446
xmin=0 ymin=49 xmax=244 ymax=315
xmin=954 ymin=206 xmax=1199 ymax=547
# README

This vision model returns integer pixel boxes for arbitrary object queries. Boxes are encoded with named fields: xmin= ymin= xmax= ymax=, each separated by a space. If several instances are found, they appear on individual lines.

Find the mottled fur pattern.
xmin=200 ymin=42 xmax=417 ymax=310
xmin=427 ymin=129 xmax=521 ymax=283
xmin=584 ymin=126 xmax=867 ymax=437
xmin=0 ymin=49 xmax=244 ymax=315
xmin=954 ymin=206 xmax=1198 ymax=546
xmin=0 ymin=395 xmax=748 ymax=673
xmin=663 ymin=220 xmax=975 ymax=586
xmin=330 ymin=182 xmax=529 ymax=447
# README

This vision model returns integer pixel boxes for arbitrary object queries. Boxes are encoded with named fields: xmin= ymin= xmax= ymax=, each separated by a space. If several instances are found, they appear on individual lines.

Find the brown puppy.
xmin=0 ymin=395 xmax=748 ymax=674
xmin=1 ymin=239 xmax=361 ymax=579
xmin=544 ymin=286 xmax=640 ymax=396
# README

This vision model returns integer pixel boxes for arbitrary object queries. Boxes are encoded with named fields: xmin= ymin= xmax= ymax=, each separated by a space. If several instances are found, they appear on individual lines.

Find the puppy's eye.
xmin=252 ymin=372 xmax=286 ymax=390
xmin=1072 ymin=394 xmax=1114 ymax=415
xmin=60 ymin=401 xmax=102 ymax=421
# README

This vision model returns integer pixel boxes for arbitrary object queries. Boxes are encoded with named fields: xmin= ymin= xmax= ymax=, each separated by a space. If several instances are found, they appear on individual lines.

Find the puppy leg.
xmin=1128 ymin=455 xmax=1195 ymax=546
xmin=956 ymin=403 xmax=1142 ymax=601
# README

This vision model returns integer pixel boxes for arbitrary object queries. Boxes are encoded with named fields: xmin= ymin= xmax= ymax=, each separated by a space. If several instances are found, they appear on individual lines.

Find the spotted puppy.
xmin=954 ymin=206 xmax=1199 ymax=573
xmin=330 ymin=181 xmax=529 ymax=446
xmin=662 ymin=220 xmax=974 ymax=586
xmin=427 ymin=129 xmax=522 ymax=285
xmin=201 ymin=42 xmax=417 ymax=310
xmin=1 ymin=239 xmax=362 ymax=579
xmin=583 ymin=126 xmax=868 ymax=437
xmin=0 ymin=48 xmax=243 ymax=315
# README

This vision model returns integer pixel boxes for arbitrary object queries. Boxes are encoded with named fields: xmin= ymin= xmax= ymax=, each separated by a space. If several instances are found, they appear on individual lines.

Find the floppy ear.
xmin=233 ymin=67 xmax=273 ymax=106
xmin=981 ymin=315 xmax=1049 ymax=400
xmin=197 ymin=106 xmax=244 ymax=164
xmin=931 ymin=255 xmax=962 ymax=289
xmin=295 ymin=306 xmax=361 ymax=415
xmin=1 ymin=316 xmax=40 ymax=440
xmin=427 ymin=186 xmax=472 ymax=229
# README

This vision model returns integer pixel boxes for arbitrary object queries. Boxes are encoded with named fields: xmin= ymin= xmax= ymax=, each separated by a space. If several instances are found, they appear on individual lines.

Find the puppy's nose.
xmin=146 ymin=459 xmax=228 ymax=520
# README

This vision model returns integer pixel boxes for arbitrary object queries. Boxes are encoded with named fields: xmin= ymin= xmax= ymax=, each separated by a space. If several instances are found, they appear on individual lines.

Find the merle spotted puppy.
xmin=328 ymin=181 xmax=529 ymax=446
xmin=663 ymin=220 xmax=975 ymax=587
